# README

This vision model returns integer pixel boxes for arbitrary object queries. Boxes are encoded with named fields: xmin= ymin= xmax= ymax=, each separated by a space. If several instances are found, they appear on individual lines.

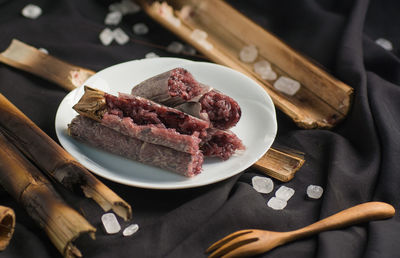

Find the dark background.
xmin=0 ymin=0 xmax=399 ymax=257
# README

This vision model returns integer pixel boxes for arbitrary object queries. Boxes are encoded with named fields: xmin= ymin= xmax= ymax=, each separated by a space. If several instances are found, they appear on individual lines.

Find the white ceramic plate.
xmin=55 ymin=58 xmax=277 ymax=189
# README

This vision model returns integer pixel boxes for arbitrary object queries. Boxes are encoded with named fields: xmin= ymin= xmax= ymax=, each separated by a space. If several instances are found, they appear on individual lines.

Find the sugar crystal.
xmin=239 ymin=45 xmax=258 ymax=63
xmin=121 ymin=0 xmax=141 ymax=14
xmin=99 ymin=28 xmax=114 ymax=46
xmin=273 ymin=76 xmax=301 ymax=96
xmin=375 ymin=38 xmax=393 ymax=51
xmin=267 ymin=197 xmax=287 ymax=210
xmin=38 ymin=48 xmax=48 ymax=54
xmin=101 ymin=213 xmax=121 ymax=234
xmin=254 ymin=60 xmax=277 ymax=80
xmin=252 ymin=176 xmax=274 ymax=194
xmin=113 ymin=28 xmax=130 ymax=45
xmin=123 ymin=224 xmax=139 ymax=236
xmin=275 ymin=186 xmax=295 ymax=201
xmin=307 ymin=185 xmax=324 ymax=199
xmin=133 ymin=23 xmax=149 ymax=35
xmin=105 ymin=11 xmax=122 ymax=25
xmin=263 ymin=70 xmax=277 ymax=80
xmin=109 ymin=3 xmax=123 ymax=13
xmin=183 ymin=45 xmax=196 ymax=55
xmin=254 ymin=60 xmax=271 ymax=74
xmin=145 ymin=52 xmax=159 ymax=59
xmin=22 ymin=4 xmax=42 ymax=19
xmin=109 ymin=0 xmax=140 ymax=15
xmin=190 ymin=29 xmax=208 ymax=42
xmin=167 ymin=41 xmax=184 ymax=54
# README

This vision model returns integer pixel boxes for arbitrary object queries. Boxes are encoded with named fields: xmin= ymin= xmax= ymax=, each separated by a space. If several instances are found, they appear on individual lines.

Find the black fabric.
xmin=0 ymin=0 xmax=399 ymax=257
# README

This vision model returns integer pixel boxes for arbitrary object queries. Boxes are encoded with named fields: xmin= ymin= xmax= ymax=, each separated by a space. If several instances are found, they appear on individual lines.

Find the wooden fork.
xmin=206 ymin=202 xmax=395 ymax=257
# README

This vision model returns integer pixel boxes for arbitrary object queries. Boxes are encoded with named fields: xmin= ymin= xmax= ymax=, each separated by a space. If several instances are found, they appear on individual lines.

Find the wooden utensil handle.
xmin=289 ymin=202 xmax=395 ymax=240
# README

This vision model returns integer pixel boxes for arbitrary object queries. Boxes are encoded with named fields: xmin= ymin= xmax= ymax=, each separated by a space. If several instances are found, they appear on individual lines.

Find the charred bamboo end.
xmin=64 ymin=227 xmax=96 ymax=258
xmin=81 ymin=184 xmax=133 ymax=221
xmin=0 ymin=206 xmax=15 ymax=251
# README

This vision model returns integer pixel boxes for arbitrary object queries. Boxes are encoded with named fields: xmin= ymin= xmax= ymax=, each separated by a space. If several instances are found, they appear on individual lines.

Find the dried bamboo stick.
xmin=252 ymin=147 xmax=305 ymax=182
xmin=0 ymin=94 xmax=132 ymax=221
xmin=0 ymin=39 xmax=94 ymax=91
xmin=0 ymin=132 xmax=96 ymax=257
xmin=0 ymin=206 xmax=15 ymax=251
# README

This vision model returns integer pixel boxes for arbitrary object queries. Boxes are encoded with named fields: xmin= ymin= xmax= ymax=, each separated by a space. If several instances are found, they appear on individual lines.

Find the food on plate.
xmin=68 ymin=67 xmax=245 ymax=177
xmin=68 ymin=115 xmax=203 ymax=177
xmin=200 ymin=128 xmax=245 ymax=160
xmin=72 ymin=86 xmax=208 ymax=154
xmin=131 ymin=68 xmax=241 ymax=129
xmin=130 ymin=67 xmax=205 ymax=106
xmin=69 ymin=86 xmax=208 ymax=177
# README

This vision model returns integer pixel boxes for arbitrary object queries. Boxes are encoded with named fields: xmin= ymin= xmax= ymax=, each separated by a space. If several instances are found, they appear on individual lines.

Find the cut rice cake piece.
xmin=68 ymin=115 xmax=203 ymax=177
xmin=73 ymin=86 xmax=209 ymax=154
xmin=131 ymin=69 xmax=241 ymax=129
xmin=200 ymin=129 xmax=245 ymax=160
xmin=131 ymin=68 xmax=204 ymax=106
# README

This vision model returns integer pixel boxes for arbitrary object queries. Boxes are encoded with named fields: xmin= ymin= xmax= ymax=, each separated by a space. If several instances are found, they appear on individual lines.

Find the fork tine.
xmin=208 ymin=237 xmax=258 ymax=258
xmin=220 ymin=241 xmax=263 ymax=258
xmin=206 ymin=230 xmax=253 ymax=253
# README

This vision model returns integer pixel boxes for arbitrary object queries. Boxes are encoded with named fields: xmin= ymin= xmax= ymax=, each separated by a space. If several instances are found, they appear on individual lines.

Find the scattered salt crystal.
xmin=275 ymin=186 xmax=295 ymax=201
xmin=109 ymin=0 xmax=140 ymax=15
xmin=167 ymin=41 xmax=184 ymax=54
xmin=273 ymin=76 xmax=301 ymax=96
xmin=99 ymin=28 xmax=114 ymax=46
xmin=375 ymin=38 xmax=393 ymax=51
xmin=123 ymin=224 xmax=139 ymax=236
xmin=253 ymin=60 xmax=277 ymax=80
xmin=38 ymin=48 xmax=48 ymax=54
xmin=105 ymin=11 xmax=122 ymax=25
xmin=21 ymin=4 xmax=42 ymax=19
xmin=133 ymin=23 xmax=149 ymax=35
xmin=183 ymin=45 xmax=196 ymax=55
xmin=239 ymin=45 xmax=258 ymax=63
xmin=267 ymin=197 xmax=287 ymax=210
xmin=307 ymin=185 xmax=324 ymax=199
xmin=145 ymin=52 xmax=159 ymax=59
xmin=101 ymin=213 xmax=121 ymax=234
xmin=113 ymin=28 xmax=130 ymax=45
xmin=252 ymin=176 xmax=274 ymax=194
xmin=190 ymin=29 xmax=208 ymax=42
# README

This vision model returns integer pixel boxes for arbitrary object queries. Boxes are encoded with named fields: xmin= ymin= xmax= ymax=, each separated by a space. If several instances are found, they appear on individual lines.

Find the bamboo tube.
xmin=0 ymin=132 xmax=96 ymax=257
xmin=0 ymin=94 xmax=132 ymax=221
xmin=0 ymin=206 xmax=15 ymax=251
